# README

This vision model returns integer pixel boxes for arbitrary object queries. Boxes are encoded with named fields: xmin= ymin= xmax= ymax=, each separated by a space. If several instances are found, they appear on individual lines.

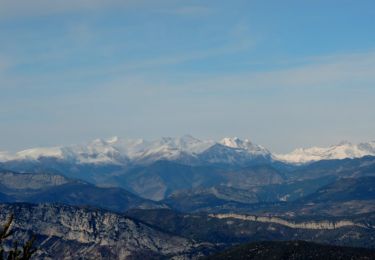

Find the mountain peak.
xmin=276 ymin=140 xmax=375 ymax=164
xmin=335 ymin=140 xmax=353 ymax=146
xmin=220 ymin=137 xmax=270 ymax=157
xmin=106 ymin=136 xmax=120 ymax=144
xmin=91 ymin=138 xmax=107 ymax=146
xmin=220 ymin=137 xmax=247 ymax=148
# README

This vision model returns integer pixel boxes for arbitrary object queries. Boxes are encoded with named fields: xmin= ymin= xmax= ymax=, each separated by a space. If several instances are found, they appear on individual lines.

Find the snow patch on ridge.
xmin=0 ymin=135 xmax=217 ymax=165
xmin=276 ymin=141 xmax=375 ymax=164
xmin=220 ymin=137 xmax=270 ymax=156
xmin=2 ymin=136 xmax=374 ymax=165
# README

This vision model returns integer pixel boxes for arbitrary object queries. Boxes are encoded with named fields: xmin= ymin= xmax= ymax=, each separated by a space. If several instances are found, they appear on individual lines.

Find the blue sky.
xmin=0 ymin=0 xmax=375 ymax=153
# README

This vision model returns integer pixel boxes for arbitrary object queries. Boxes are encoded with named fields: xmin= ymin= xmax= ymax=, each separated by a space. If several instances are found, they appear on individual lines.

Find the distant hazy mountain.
xmin=111 ymin=162 xmax=287 ymax=201
xmin=163 ymin=176 xmax=336 ymax=213
xmin=2 ymin=136 xmax=375 ymax=167
xmin=288 ymin=155 xmax=375 ymax=180
xmin=0 ymin=136 xmax=275 ymax=200
xmin=0 ymin=136 xmax=271 ymax=167
xmin=301 ymin=176 xmax=375 ymax=203
xmin=289 ymin=176 xmax=375 ymax=217
xmin=1 ymin=140 xmax=375 ymax=201
xmin=0 ymin=170 xmax=165 ymax=212
xmin=244 ymin=176 xmax=375 ymax=218
xmin=276 ymin=141 xmax=375 ymax=164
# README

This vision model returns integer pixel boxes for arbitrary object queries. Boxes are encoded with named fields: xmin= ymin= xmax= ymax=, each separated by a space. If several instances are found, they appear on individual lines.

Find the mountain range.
xmin=1 ymin=136 xmax=374 ymax=166
xmin=276 ymin=140 xmax=375 ymax=164
xmin=1 ymin=136 xmax=375 ymax=258
xmin=1 ymin=136 xmax=375 ymax=202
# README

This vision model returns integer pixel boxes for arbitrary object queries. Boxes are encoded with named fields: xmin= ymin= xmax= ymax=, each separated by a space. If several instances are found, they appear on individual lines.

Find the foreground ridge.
xmin=204 ymin=240 xmax=375 ymax=260
xmin=0 ymin=203 xmax=215 ymax=259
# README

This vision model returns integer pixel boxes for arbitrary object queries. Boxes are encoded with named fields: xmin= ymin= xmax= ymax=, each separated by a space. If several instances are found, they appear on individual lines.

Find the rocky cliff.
xmin=209 ymin=213 xmax=371 ymax=230
xmin=0 ymin=203 xmax=214 ymax=259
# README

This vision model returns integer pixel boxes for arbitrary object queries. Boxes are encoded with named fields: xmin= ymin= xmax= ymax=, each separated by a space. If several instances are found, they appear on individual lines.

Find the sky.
xmin=0 ymin=0 xmax=375 ymax=153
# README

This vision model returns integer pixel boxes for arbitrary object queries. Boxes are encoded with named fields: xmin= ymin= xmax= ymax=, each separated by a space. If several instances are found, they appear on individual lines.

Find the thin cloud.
xmin=0 ymin=0 xmax=214 ymax=19
xmin=0 ymin=54 xmax=13 ymax=76
xmin=0 ymin=0 xmax=163 ymax=19
xmin=173 ymin=50 xmax=375 ymax=94
xmin=120 ymin=39 xmax=256 ymax=71
xmin=156 ymin=5 xmax=214 ymax=16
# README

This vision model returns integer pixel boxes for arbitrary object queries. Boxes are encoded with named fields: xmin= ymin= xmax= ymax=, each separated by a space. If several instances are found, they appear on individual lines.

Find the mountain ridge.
xmin=0 ymin=203 xmax=216 ymax=259
xmin=2 ymin=136 xmax=375 ymax=166
xmin=276 ymin=141 xmax=375 ymax=164
xmin=0 ymin=136 xmax=270 ymax=166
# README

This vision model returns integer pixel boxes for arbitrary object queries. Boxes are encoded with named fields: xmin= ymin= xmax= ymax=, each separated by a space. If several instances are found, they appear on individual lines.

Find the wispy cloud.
xmin=119 ymin=40 xmax=255 ymax=71
xmin=1 ymin=50 xmax=375 ymax=152
xmin=173 ymin=50 xmax=375 ymax=95
xmin=0 ymin=17 xmax=257 ymax=91
xmin=58 ymin=50 xmax=375 ymax=102
xmin=0 ymin=0 xmax=217 ymax=20
xmin=0 ymin=54 xmax=14 ymax=78
xmin=0 ymin=0 xmax=166 ymax=19
xmin=0 ymin=58 xmax=10 ymax=73
xmin=155 ymin=5 xmax=214 ymax=16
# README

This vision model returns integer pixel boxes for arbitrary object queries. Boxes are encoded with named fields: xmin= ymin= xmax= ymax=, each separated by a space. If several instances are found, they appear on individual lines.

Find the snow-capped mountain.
xmin=0 ymin=151 xmax=11 ymax=161
xmin=106 ymin=135 xmax=214 ymax=163
xmin=276 ymin=141 xmax=375 ymax=164
xmin=192 ymin=137 xmax=272 ymax=165
xmin=0 ymin=135 xmax=268 ymax=166
xmin=2 ymin=137 xmax=374 ymax=166
xmin=2 ymin=139 xmax=129 ymax=165
xmin=220 ymin=137 xmax=270 ymax=157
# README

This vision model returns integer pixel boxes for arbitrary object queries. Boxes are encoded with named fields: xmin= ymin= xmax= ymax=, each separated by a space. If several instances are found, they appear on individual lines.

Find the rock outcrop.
xmin=0 ymin=203 xmax=214 ymax=259
xmin=209 ymin=213 xmax=371 ymax=230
